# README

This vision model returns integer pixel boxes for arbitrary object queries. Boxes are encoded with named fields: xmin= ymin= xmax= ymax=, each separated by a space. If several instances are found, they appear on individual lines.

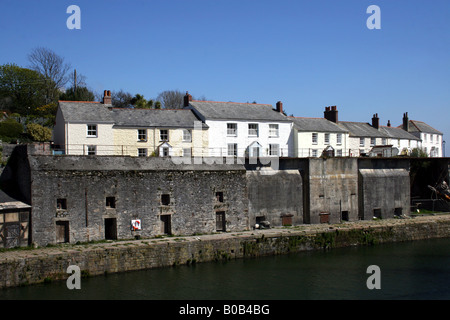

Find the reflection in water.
xmin=1 ymin=238 xmax=450 ymax=300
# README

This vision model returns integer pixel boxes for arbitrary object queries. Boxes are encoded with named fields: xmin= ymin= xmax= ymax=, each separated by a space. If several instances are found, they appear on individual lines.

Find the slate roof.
xmin=58 ymin=101 xmax=114 ymax=123
xmin=0 ymin=190 xmax=30 ymax=210
xmin=188 ymin=101 xmax=290 ymax=122
xmin=337 ymin=121 xmax=390 ymax=138
xmin=111 ymin=108 xmax=208 ymax=129
xmin=57 ymin=101 xmax=207 ymax=128
xmin=404 ymin=120 xmax=443 ymax=135
xmin=290 ymin=117 xmax=348 ymax=133
xmin=379 ymin=126 xmax=421 ymax=140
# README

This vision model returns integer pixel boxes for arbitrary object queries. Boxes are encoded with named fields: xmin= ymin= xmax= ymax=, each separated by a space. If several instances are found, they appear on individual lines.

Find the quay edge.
xmin=1 ymin=214 xmax=450 ymax=289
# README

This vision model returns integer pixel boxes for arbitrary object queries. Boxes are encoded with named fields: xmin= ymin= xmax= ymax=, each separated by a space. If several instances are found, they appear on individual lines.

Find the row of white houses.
xmin=53 ymin=91 xmax=444 ymax=158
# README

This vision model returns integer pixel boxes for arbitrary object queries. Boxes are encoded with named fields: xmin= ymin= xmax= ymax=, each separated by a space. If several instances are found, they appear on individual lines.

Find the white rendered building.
xmin=184 ymin=93 xmax=293 ymax=158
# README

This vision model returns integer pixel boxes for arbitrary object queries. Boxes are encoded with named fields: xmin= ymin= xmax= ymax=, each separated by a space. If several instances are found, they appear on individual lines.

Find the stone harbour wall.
xmin=1 ymin=215 xmax=449 ymax=288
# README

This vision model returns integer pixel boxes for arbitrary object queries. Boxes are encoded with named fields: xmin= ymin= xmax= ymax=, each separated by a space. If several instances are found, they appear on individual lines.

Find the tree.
xmin=111 ymin=89 xmax=134 ymax=108
xmin=0 ymin=63 xmax=48 ymax=115
xmin=26 ymin=123 xmax=52 ymax=142
xmin=28 ymin=47 xmax=71 ymax=103
xmin=131 ymin=94 xmax=153 ymax=109
xmin=410 ymin=147 xmax=428 ymax=158
xmin=0 ymin=118 xmax=23 ymax=142
xmin=156 ymin=90 xmax=185 ymax=109
xmin=59 ymin=86 xmax=95 ymax=101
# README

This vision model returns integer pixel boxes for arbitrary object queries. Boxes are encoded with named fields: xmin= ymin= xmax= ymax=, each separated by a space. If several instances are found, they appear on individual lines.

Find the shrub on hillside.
xmin=26 ymin=123 xmax=52 ymax=142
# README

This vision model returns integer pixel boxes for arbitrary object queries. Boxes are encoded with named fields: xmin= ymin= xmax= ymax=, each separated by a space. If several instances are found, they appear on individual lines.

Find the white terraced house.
xmin=53 ymin=90 xmax=208 ymax=156
xmin=290 ymin=106 xmax=350 ymax=158
xmin=184 ymin=92 xmax=294 ymax=158
xmin=399 ymin=112 xmax=443 ymax=157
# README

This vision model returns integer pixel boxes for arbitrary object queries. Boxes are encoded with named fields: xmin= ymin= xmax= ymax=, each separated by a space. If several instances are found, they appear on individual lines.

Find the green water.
xmin=1 ymin=238 xmax=450 ymax=300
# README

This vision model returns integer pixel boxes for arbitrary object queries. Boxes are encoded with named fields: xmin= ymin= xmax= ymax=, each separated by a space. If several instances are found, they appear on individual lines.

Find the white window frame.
xmin=312 ymin=149 xmax=318 ymax=157
xmin=269 ymin=124 xmax=279 ymax=137
xmin=87 ymin=145 xmax=96 ymax=155
xmin=269 ymin=144 xmax=279 ymax=156
xmin=227 ymin=143 xmax=237 ymax=156
xmin=312 ymin=133 xmax=318 ymax=145
xmin=182 ymin=129 xmax=192 ymax=142
xmin=337 ymin=134 xmax=342 ymax=145
xmin=138 ymin=129 xmax=147 ymax=142
xmin=370 ymin=138 xmax=376 ymax=146
xmin=87 ymin=124 xmax=97 ymax=137
xmin=183 ymin=148 xmax=192 ymax=157
xmin=227 ymin=123 xmax=237 ymax=136
xmin=138 ymin=148 xmax=147 ymax=157
xmin=248 ymin=123 xmax=258 ymax=137
xmin=324 ymin=133 xmax=330 ymax=145
xmin=160 ymin=129 xmax=169 ymax=141
xmin=360 ymin=138 xmax=365 ymax=147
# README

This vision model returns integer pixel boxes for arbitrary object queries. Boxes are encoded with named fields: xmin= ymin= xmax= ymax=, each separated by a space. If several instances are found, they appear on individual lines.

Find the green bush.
xmin=0 ymin=118 xmax=23 ymax=140
xmin=26 ymin=123 xmax=52 ymax=142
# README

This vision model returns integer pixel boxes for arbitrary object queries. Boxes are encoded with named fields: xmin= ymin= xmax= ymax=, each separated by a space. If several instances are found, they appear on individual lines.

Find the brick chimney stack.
xmin=102 ymin=90 xmax=112 ymax=105
xmin=372 ymin=113 xmax=380 ymax=129
xmin=276 ymin=101 xmax=283 ymax=114
xmin=184 ymin=91 xmax=192 ymax=108
xmin=324 ymin=106 xmax=338 ymax=123
xmin=402 ymin=112 xmax=409 ymax=131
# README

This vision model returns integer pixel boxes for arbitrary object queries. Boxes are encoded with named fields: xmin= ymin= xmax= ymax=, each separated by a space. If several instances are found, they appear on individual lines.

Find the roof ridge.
xmin=289 ymin=116 xmax=327 ymax=120
xmin=59 ymin=100 xmax=101 ymax=103
xmin=191 ymin=100 xmax=272 ymax=106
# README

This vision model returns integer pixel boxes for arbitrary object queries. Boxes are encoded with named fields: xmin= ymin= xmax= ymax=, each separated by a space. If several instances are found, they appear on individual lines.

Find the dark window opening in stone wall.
xmin=161 ymin=194 xmax=170 ymax=206
xmin=341 ymin=211 xmax=349 ymax=221
xmin=373 ymin=208 xmax=382 ymax=219
xmin=215 ymin=192 xmax=224 ymax=203
xmin=394 ymin=208 xmax=403 ymax=217
xmin=106 ymin=197 xmax=116 ymax=209
xmin=57 ymin=198 xmax=67 ymax=210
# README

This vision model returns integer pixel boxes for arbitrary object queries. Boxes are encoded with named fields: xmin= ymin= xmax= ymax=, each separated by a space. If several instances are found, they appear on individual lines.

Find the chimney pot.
xmin=372 ymin=113 xmax=380 ymax=129
xmin=102 ymin=89 xmax=112 ymax=105
xmin=183 ymin=91 xmax=193 ymax=108
xmin=276 ymin=101 xmax=283 ymax=113
xmin=324 ymin=105 xmax=338 ymax=123
xmin=387 ymin=120 xmax=391 ymax=127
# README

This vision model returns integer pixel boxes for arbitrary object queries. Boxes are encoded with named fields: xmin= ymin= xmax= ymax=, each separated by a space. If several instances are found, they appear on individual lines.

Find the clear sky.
xmin=1 ymin=0 xmax=449 ymax=154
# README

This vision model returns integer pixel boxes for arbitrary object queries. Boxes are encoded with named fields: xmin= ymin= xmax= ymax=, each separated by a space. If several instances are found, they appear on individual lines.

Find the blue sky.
xmin=1 ymin=0 xmax=449 ymax=154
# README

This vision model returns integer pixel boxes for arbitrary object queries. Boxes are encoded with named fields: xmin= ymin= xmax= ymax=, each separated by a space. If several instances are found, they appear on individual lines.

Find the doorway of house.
xmin=216 ymin=211 xmax=226 ymax=232
xmin=160 ymin=215 xmax=171 ymax=235
xmin=105 ymin=218 xmax=117 ymax=240
xmin=56 ymin=221 xmax=69 ymax=243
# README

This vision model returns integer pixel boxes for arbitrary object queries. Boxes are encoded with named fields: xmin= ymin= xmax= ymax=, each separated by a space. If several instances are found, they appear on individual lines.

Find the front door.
xmin=56 ymin=221 xmax=69 ymax=243
xmin=216 ymin=211 xmax=226 ymax=232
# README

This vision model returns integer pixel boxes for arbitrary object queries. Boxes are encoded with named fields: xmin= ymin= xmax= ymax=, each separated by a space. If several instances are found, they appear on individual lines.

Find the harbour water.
xmin=1 ymin=237 xmax=449 ymax=300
